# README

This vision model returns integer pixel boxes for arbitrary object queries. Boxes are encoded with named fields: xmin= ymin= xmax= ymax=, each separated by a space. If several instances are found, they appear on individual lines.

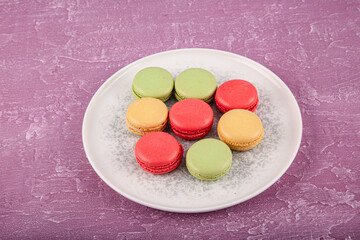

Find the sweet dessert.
xmin=217 ymin=109 xmax=264 ymax=151
xmin=169 ymin=99 xmax=213 ymax=140
xmin=135 ymin=132 xmax=183 ymax=174
xmin=186 ymin=138 xmax=232 ymax=181
xmin=215 ymin=79 xmax=258 ymax=113
xmin=126 ymin=97 xmax=168 ymax=135
xmin=174 ymin=68 xmax=217 ymax=103
xmin=132 ymin=67 xmax=174 ymax=102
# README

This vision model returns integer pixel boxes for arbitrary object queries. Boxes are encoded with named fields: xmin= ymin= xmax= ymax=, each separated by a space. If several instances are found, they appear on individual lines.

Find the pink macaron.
xmin=215 ymin=79 xmax=259 ymax=113
xmin=169 ymin=99 xmax=213 ymax=140
xmin=135 ymin=132 xmax=184 ymax=174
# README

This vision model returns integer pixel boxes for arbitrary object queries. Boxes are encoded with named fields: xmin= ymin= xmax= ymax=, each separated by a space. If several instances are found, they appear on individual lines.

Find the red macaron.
xmin=135 ymin=132 xmax=183 ymax=174
xmin=215 ymin=79 xmax=259 ymax=113
xmin=169 ymin=99 xmax=213 ymax=140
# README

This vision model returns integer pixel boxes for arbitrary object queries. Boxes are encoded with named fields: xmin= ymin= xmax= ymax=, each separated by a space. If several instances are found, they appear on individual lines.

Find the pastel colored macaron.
xmin=169 ymin=99 xmax=213 ymax=140
xmin=217 ymin=109 xmax=264 ymax=151
xmin=175 ymin=68 xmax=217 ymax=103
xmin=126 ymin=97 xmax=168 ymax=135
xmin=132 ymin=67 xmax=174 ymax=102
xmin=135 ymin=132 xmax=184 ymax=174
xmin=215 ymin=79 xmax=259 ymax=113
xmin=186 ymin=138 xmax=232 ymax=181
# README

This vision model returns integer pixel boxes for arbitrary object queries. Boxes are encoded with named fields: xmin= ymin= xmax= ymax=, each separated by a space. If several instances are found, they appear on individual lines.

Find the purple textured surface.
xmin=1 ymin=0 xmax=359 ymax=239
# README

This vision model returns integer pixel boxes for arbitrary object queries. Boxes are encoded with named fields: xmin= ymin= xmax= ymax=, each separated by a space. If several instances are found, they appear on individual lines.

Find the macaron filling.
xmin=174 ymin=90 xmax=215 ymax=103
xmin=216 ymin=97 xmax=258 ymax=113
xmin=218 ymin=128 xmax=264 ymax=151
xmin=132 ymin=86 xmax=172 ymax=102
xmin=187 ymin=161 xmax=231 ymax=181
xmin=171 ymin=124 xmax=212 ymax=140
xmin=126 ymin=118 xmax=167 ymax=135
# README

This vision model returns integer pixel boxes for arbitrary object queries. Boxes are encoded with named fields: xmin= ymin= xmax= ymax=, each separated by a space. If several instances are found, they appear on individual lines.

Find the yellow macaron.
xmin=126 ymin=97 xmax=168 ymax=135
xmin=217 ymin=109 xmax=264 ymax=151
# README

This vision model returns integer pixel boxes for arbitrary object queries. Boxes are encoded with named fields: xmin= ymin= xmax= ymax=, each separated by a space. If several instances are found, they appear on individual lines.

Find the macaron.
xmin=132 ymin=67 xmax=174 ymax=102
xmin=135 ymin=132 xmax=184 ymax=174
xmin=174 ymin=68 xmax=217 ymax=103
xmin=169 ymin=99 xmax=213 ymax=140
xmin=217 ymin=109 xmax=264 ymax=151
xmin=126 ymin=97 xmax=168 ymax=135
xmin=186 ymin=138 xmax=232 ymax=181
xmin=215 ymin=79 xmax=259 ymax=113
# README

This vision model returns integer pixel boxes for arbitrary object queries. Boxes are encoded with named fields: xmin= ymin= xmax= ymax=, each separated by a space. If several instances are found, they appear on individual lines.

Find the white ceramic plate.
xmin=82 ymin=48 xmax=302 ymax=213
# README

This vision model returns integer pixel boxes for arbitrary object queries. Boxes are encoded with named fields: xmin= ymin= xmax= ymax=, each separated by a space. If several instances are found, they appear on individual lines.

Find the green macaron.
xmin=186 ymin=138 xmax=232 ymax=181
xmin=175 ymin=68 xmax=217 ymax=103
xmin=132 ymin=67 xmax=174 ymax=102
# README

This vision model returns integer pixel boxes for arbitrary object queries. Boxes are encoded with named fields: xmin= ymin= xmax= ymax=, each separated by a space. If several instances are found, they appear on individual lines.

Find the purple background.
xmin=1 ymin=0 xmax=359 ymax=239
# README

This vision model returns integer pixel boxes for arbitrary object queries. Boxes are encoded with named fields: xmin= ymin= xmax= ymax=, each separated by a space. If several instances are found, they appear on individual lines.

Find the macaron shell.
xmin=169 ymin=99 xmax=213 ymax=138
xmin=135 ymin=132 xmax=183 ymax=174
xmin=186 ymin=138 xmax=232 ymax=180
xmin=175 ymin=68 xmax=217 ymax=102
xmin=215 ymin=80 xmax=258 ymax=113
xmin=217 ymin=109 xmax=264 ymax=150
xmin=126 ymin=97 xmax=168 ymax=135
xmin=132 ymin=67 xmax=174 ymax=101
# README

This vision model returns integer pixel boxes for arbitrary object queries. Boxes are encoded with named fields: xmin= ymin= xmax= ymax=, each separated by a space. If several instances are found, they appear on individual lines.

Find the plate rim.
xmin=82 ymin=48 xmax=303 ymax=213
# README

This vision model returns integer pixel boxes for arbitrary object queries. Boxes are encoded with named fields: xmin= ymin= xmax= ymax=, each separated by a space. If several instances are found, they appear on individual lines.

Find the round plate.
xmin=82 ymin=48 xmax=302 ymax=213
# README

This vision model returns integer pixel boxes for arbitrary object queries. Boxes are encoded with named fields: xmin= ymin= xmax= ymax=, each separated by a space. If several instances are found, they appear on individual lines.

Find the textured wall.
xmin=0 ymin=0 xmax=359 ymax=239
